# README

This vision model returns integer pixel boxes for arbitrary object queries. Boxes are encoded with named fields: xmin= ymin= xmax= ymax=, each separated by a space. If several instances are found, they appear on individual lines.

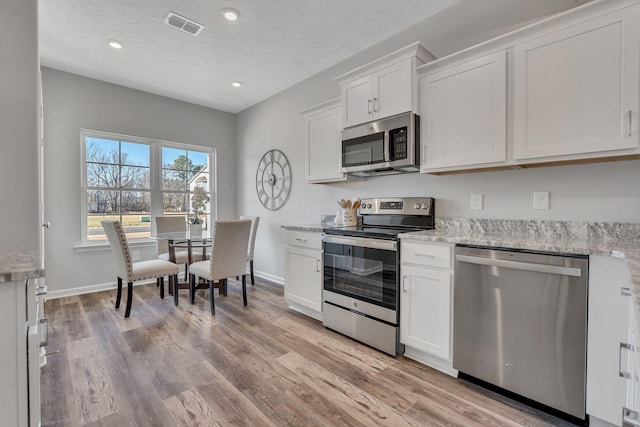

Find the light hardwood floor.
xmin=41 ymin=276 xmax=572 ymax=426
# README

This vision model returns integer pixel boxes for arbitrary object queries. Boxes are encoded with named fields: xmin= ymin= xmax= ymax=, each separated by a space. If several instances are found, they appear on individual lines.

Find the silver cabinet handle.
xmin=373 ymin=97 xmax=378 ymax=112
xmin=36 ymin=284 xmax=48 ymax=296
xmin=295 ymin=238 xmax=307 ymax=242
xmin=622 ymin=287 xmax=632 ymax=297
xmin=316 ymin=259 xmax=320 ymax=273
xmin=623 ymin=407 xmax=640 ymax=426
xmin=402 ymin=275 xmax=408 ymax=293
xmin=422 ymin=143 xmax=427 ymax=163
xmin=367 ymin=99 xmax=372 ymax=114
xmin=42 ymin=222 xmax=51 ymax=228
xmin=628 ymin=110 xmax=633 ymax=137
xmin=620 ymin=342 xmax=632 ymax=378
xmin=39 ymin=318 xmax=49 ymax=347
xmin=414 ymin=253 xmax=435 ymax=258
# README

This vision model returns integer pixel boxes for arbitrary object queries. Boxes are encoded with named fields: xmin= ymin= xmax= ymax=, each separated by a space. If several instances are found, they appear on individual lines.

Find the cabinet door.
xmin=514 ymin=7 xmax=640 ymax=160
xmin=587 ymin=255 xmax=631 ymax=425
xmin=342 ymin=75 xmax=373 ymax=128
xmin=284 ymin=246 xmax=322 ymax=313
xmin=372 ymin=60 xmax=413 ymax=120
xmin=400 ymin=265 xmax=451 ymax=361
xmin=420 ymin=51 xmax=507 ymax=171
xmin=306 ymin=103 xmax=345 ymax=183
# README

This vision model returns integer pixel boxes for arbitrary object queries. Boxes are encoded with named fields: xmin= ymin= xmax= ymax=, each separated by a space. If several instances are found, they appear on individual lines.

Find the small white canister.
xmin=335 ymin=210 xmax=343 ymax=226
xmin=342 ymin=208 xmax=357 ymax=227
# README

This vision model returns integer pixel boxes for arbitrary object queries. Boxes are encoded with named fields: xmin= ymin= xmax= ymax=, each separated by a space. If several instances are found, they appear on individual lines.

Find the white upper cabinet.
xmin=301 ymin=98 xmax=346 ymax=184
xmin=419 ymin=51 xmax=508 ymax=172
xmin=336 ymin=42 xmax=434 ymax=128
xmin=513 ymin=6 xmax=640 ymax=160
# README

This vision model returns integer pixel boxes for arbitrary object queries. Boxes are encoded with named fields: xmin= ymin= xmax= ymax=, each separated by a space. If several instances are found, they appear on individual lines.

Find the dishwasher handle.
xmin=455 ymin=254 xmax=582 ymax=277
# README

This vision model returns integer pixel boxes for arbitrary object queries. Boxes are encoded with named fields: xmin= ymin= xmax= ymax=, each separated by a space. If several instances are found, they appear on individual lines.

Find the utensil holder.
xmin=342 ymin=208 xmax=357 ymax=227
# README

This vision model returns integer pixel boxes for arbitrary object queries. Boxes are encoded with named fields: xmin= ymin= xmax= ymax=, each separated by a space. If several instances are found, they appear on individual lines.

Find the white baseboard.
xmin=403 ymin=347 xmax=458 ymax=378
xmin=255 ymin=270 xmax=284 ymax=285
xmin=46 ymin=279 xmax=156 ymax=300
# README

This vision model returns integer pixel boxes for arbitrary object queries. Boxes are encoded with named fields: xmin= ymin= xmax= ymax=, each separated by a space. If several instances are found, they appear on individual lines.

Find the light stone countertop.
xmin=400 ymin=218 xmax=640 ymax=318
xmin=281 ymin=224 xmax=324 ymax=233
xmin=0 ymin=252 xmax=44 ymax=283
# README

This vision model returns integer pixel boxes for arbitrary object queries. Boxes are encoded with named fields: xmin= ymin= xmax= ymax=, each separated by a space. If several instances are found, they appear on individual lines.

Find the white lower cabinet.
xmin=284 ymin=230 xmax=323 ymax=320
xmin=0 ymin=278 xmax=42 ymax=427
xmin=587 ymin=255 xmax=638 ymax=426
xmin=400 ymin=240 xmax=456 ymax=376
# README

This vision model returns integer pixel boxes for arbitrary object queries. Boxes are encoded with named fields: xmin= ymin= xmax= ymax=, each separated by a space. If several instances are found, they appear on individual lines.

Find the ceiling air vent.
xmin=164 ymin=11 xmax=205 ymax=36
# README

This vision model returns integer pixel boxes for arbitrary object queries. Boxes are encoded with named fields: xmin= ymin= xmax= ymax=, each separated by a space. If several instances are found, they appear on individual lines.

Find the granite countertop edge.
xmin=281 ymin=224 xmax=324 ymax=232
xmin=0 ymin=252 xmax=44 ymax=284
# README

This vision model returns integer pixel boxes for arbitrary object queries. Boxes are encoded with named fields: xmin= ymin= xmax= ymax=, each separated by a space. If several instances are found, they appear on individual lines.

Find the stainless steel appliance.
xmin=322 ymin=197 xmax=435 ymax=356
xmin=453 ymin=246 xmax=588 ymax=422
xmin=341 ymin=112 xmax=420 ymax=177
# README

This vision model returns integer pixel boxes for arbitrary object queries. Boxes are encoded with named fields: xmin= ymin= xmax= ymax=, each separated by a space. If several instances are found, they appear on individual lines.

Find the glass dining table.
xmin=150 ymin=231 xmax=211 ymax=305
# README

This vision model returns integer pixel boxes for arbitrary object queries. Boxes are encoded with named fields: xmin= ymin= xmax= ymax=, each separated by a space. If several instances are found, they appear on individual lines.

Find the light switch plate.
xmin=470 ymin=193 xmax=483 ymax=210
xmin=533 ymin=191 xmax=549 ymax=210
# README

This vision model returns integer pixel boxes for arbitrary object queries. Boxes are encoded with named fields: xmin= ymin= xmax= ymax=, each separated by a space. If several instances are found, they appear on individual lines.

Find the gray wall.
xmin=41 ymin=68 xmax=236 ymax=295
xmin=0 ymin=0 xmax=39 ymax=254
xmin=236 ymin=0 xmax=640 ymax=283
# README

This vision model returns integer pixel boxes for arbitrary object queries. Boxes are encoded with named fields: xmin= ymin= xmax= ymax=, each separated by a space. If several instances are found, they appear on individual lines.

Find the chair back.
xmin=101 ymin=220 xmax=133 ymax=281
xmin=155 ymin=216 xmax=187 ymax=255
xmin=209 ymin=219 xmax=251 ymax=280
xmin=239 ymin=215 xmax=260 ymax=261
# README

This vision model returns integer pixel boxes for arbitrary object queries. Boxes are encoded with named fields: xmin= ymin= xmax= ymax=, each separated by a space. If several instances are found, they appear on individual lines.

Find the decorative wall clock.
xmin=255 ymin=149 xmax=291 ymax=210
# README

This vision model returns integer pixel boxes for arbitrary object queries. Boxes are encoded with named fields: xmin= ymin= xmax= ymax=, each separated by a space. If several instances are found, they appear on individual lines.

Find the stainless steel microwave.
xmin=341 ymin=112 xmax=420 ymax=177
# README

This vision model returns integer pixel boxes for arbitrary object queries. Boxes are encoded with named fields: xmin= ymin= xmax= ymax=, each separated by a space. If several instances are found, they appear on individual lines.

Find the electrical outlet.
xmin=533 ymin=191 xmax=549 ymax=210
xmin=470 ymin=193 xmax=483 ymax=210
xmin=132 ymin=250 xmax=140 ymax=261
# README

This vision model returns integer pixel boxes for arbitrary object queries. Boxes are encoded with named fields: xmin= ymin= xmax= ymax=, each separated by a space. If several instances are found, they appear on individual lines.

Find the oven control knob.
xmin=421 ymin=201 xmax=431 ymax=210
xmin=365 ymin=203 xmax=372 ymax=209
xmin=413 ymin=203 xmax=421 ymax=209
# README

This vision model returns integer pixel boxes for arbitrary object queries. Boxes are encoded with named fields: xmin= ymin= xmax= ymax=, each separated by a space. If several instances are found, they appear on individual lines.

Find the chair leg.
xmin=222 ymin=278 xmax=228 ymax=297
xmin=250 ymin=260 xmax=255 ymax=285
xmin=115 ymin=277 xmax=123 ymax=309
xmin=125 ymin=281 xmax=133 ymax=318
xmin=184 ymin=263 xmax=188 ymax=281
xmin=159 ymin=277 xmax=165 ymax=299
xmin=189 ymin=274 xmax=195 ymax=304
xmin=209 ymin=279 xmax=215 ymax=315
xmin=173 ymin=274 xmax=179 ymax=306
xmin=242 ymin=274 xmax=247 ymax=306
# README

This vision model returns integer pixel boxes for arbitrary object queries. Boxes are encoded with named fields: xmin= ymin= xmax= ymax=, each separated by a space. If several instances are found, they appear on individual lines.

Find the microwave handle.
xmin=384 ymin=131 xmax=390 ymax=162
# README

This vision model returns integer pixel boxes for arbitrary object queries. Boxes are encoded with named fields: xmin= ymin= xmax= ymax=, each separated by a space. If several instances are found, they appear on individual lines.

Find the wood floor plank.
xmin=41 ymin=278 xmax=570 ymax=427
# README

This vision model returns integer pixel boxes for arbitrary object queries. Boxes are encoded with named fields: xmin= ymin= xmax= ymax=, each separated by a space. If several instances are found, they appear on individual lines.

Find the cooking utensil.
xmin=346 ymin=200 xmax=352 ymax=209
xmin=340 ymin=199 xmax=346 ymax=208
xmin=353 ymin=200 xmax=361 ymax=209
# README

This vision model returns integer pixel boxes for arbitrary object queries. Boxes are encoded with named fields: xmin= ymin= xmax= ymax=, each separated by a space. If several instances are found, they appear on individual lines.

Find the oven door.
xmin=323 ymin=235 xmax=398 ymax=311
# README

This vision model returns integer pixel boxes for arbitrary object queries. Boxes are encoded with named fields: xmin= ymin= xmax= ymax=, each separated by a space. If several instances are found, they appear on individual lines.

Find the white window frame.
xmin=79 ymin=129 xmax=217 ymax=246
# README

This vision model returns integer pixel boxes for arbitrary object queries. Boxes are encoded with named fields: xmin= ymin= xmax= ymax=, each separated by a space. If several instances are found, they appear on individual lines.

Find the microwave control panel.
xmin=389 ymin=127 xmax=408 ymax=160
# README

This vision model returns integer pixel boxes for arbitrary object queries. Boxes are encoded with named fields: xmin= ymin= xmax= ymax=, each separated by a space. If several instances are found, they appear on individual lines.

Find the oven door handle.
xmin=323 ymin=235 xmax=397 ymax=251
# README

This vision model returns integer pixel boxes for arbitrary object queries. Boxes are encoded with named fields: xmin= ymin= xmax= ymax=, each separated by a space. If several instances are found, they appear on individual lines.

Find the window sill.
xmin=73 ymin=239 xmax=156 ymax=253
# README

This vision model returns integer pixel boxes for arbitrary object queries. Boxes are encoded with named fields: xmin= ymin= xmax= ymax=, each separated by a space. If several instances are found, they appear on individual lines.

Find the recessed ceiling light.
xmin=222 ymin=8 xmax=240 ymax=21
xmin=108 ymin=39 xmax=123 ymax=49
xmin=232 ymin=81 xmax=242 ymax=87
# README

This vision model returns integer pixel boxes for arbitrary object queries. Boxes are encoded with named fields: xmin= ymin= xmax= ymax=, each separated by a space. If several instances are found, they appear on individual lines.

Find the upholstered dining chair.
xmin=155 ymin=216 xmax=204 ymax=281
xmin=188 ymin=219 xmax=251 ymax=315
xmin=239 ymin=215 xmax=260 ymax=285
xmin=102 ymin=220 xmax=179 ymax=318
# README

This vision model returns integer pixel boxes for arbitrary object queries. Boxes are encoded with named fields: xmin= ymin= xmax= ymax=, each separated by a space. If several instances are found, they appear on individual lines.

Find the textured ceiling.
xmin=38 ymin=0 xmax=461 ymax=113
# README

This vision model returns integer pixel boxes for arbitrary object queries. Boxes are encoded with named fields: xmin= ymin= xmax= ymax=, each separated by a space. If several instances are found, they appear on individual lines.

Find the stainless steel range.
xmin=322 ymin=197 xmax=435 ymax=356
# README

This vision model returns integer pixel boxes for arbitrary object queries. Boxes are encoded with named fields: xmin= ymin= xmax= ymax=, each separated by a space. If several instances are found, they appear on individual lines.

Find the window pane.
xmin=86 ymin=190 xmax=119 ymax=241
xmin=86 ymin=137 xmax=118 ymax=163
xmin=87 ymin=163 xmax=119 ymax=188
xmin=163 ymin=192 xmax=188 ymax=213
xmin=162 ymin=169 xmax=187 ymax=191
xmin=121 ymin=166 xmax=150 ymax=189
xmin=121 ymin=141 xmax=150 ymax=167
xmin=162 ymin=147 xmax=186 ymax=169
xmin=120 ymin=191 xmax=151 ymax=239
xmin=189 ymin=172 xmax=209 ymax=192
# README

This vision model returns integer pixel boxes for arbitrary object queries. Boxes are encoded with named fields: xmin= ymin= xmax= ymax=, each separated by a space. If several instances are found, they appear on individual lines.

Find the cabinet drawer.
xmin=401 ymin=241 xmax=452 ymax=269
xmin=285 ymin=230 xmax=322 ymax=249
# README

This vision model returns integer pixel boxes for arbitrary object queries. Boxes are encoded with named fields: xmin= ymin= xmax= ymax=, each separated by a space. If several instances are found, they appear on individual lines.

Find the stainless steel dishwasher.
xmin=453 ymin=246 xmax=588 ymax=422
